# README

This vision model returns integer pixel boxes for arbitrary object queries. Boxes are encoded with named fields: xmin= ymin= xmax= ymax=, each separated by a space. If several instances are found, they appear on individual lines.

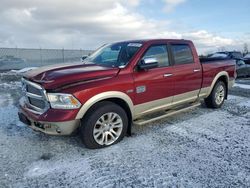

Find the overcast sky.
xmin=0 ymin=0 xmax=249 ymax=54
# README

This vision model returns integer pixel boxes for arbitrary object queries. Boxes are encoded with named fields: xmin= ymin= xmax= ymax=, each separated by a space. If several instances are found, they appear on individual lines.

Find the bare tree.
xmin=243 ymin=43 xmax=248 ymax=55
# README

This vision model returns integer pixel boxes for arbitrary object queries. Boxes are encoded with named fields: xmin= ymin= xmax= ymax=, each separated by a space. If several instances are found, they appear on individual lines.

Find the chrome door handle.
xmin=164 ymin=73 xmax=173 ymax=77
xmin=193 ymin=69 xmax=201 ymax=72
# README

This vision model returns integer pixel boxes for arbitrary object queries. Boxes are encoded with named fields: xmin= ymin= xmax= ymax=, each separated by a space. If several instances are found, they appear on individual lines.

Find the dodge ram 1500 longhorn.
xmin=18 ymin=39 xmax=236 ymax=149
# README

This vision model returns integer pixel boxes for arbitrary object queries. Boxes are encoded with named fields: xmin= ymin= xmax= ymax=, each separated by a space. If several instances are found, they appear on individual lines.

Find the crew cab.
xmin=18 ymin=39 xmax=236 ymax=149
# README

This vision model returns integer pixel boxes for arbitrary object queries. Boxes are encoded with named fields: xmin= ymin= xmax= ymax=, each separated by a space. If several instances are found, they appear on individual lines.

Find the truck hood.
xmin=24 ymin=62 xmax=120 ymax=89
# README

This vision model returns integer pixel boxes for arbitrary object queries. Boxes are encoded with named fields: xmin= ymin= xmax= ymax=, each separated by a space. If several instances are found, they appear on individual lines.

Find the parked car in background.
xmin=236 ymin=60 xmax=250 ymax=77
xmin=244 ymin=53 xmax=250 ymax=64
xmin=208 ymin=52 xmax=250 ymax=78
xmin=208 ymin=51 xmax=243 ymax=60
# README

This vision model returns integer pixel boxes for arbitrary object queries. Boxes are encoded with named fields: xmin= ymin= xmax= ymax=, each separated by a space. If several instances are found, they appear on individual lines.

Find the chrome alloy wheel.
xmin=215 ymin=85 xmax=225 ymax=105
xmin=93 ymin=112 xmax=123 ymax=146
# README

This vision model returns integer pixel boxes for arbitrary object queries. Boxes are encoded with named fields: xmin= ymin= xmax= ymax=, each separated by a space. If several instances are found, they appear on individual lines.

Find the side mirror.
xmin=138 ymin=57 xmax=158 ymax=70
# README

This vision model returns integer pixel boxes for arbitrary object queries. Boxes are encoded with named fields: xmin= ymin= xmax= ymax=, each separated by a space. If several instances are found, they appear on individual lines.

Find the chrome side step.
xmin=133 ymin=102 xmax=201 ymax=126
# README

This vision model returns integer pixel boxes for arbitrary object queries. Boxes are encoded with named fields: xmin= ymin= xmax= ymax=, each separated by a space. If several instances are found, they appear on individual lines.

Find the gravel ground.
xmin=0 ymin=72 xmax=250 ymax=188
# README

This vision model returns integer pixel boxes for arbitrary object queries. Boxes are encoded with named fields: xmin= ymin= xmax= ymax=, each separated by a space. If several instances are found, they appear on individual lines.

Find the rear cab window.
xmin=170 ymin=44 xmax=194 ymax=65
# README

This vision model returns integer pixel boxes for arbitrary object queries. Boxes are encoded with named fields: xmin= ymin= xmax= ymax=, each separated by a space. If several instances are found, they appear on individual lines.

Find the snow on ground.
xmin=0 ymin=73 xmax=250 ymax=187
xmin=11 ymin=67 xmax=38 ymax=75
xmin=234 ymin=83 xmax=250 ymax=89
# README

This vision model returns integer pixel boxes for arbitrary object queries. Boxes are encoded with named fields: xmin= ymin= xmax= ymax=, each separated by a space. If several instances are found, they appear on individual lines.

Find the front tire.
xmin=80 ymin=101 xmax=128 ymax=149
xmin=205 ymin=81 xmax=226 ymax=108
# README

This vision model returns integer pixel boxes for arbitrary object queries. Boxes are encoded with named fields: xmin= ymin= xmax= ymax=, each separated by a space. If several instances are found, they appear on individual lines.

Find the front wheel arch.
xmin=80 ymin=98 xmax=132 ymax=135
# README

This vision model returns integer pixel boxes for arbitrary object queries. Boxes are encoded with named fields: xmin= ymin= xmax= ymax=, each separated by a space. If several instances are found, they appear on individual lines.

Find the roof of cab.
xmin=116 ymin=39 xmax=192 ymax=44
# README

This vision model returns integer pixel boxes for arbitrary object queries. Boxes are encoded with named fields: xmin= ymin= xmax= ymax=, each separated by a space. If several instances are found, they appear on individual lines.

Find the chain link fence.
xmin=0 ymin=47 xmax=93 ymax=70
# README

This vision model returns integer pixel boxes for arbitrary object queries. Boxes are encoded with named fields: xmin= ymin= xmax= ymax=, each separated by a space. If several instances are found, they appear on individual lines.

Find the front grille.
xmin=21 ymin=78 xmax=49 ymax=114
xmin=29 ymin=98 xmax=46 ymax=109
xmin=26 ymin=84 xmax=41 ymax=95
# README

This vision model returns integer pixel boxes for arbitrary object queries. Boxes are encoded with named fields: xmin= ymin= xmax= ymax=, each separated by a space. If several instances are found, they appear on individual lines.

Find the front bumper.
xmin=18 ymin=106 xmax=80 ymax=135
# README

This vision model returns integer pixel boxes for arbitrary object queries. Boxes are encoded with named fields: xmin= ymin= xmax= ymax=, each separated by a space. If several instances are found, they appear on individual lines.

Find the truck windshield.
xmin=84 ymin=42 xmax=142 ymax=68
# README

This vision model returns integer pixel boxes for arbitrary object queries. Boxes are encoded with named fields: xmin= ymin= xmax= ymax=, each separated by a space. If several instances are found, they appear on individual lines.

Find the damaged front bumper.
xmin=18 ymin=101 xmax=80 ymax=135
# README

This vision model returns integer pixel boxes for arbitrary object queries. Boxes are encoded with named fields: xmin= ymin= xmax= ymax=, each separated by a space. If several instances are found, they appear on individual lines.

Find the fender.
xmin=75 ymin=91 xmax=134 ymax=119
xmin=200 ymin=71 xmax=229 ymax=98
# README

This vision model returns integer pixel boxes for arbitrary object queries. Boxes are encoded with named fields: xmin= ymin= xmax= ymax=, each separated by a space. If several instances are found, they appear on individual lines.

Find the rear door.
xmin=170 ymin=43 xmax=202 ymax=104
xmin=133 ymin=44 xmax=175 ymax=116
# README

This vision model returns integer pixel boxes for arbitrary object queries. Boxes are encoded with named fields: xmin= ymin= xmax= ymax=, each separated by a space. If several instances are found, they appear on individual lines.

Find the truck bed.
xmin=200 ymin=58 xmax=236 ymax=89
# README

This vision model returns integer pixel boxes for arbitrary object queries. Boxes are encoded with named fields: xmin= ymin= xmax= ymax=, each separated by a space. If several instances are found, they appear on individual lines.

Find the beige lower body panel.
xmin=27 ymin=119 xmax=80 ymax=135
xmin=134 ymin=89 xmax=201 ymax=119
xmin=199 ymin=87 xmax=210 ymax=98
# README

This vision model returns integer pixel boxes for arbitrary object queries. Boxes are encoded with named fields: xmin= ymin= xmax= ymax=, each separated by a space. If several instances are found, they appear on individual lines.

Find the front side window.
xmin=171 ymin=44 xmax=194 ymax=65
xmin=84 ymin=42 xmax=142 ymax=67
xmin=142 ymin=45 xmax=169 ymax=67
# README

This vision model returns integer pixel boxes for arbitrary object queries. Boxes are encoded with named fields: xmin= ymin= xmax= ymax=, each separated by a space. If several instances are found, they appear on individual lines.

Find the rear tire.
xmin=80 ymin=101 xmax=128 ymax=149
xmin=205 ymin=81 xmax=226 ymax=108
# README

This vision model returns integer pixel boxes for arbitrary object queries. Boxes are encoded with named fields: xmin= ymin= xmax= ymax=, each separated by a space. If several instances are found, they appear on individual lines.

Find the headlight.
xmin=47 ymin=93 xmax=81 ymax=109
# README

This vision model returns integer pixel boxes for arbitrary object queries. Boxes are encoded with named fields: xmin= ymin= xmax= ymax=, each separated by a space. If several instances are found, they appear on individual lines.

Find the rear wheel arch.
xmin=207 ymin=71 xmax=229 ymax=98
xmin=205 ymin=80 xmax=226 ymax=108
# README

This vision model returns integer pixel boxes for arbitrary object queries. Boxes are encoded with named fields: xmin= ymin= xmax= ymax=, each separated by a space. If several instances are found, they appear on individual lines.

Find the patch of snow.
xmin=0 ymin=93 xmax=13 ymax=107
xmin=25 ymin=157 xmax=91 ymax=178
xmin=227 ymin=95 xmax=242 ymax=100
xmin=11 ymin=67 xmax=37 ymax=74
xmin=233 ymin=83 xmax=250 ymax=89
xmin=238 ymin=100 xmax=250 ymax=108
xmin=16 ymin=121 xmax=26 ymax=127
xmin=164 ymin=111 xmax=229 ymax=140
xmin=0 ymin=82 xmax=21 ymax=89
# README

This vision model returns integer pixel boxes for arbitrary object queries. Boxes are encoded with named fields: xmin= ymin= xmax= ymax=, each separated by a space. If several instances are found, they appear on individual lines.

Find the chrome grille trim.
xmin=26 ymin=92 xmax=43 ymax=100
xmin=21 ymin=78 xmax=49 ymax=114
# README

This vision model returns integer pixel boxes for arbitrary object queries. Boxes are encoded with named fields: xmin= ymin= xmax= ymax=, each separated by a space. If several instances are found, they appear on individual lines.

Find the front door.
xmin=132 ymin=44 xmax=175 ymax=117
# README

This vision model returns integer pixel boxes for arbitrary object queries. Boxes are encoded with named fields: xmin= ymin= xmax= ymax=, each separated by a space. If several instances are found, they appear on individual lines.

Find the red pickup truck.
xmin=18 ymin=39 xmax=236 ymax=149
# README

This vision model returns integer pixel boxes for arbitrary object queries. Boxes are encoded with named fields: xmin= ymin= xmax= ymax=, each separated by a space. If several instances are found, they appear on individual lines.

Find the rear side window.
xmin=142 ymin=45 xmax=169 ymax=67
xmin=171 ymin=44 xmax=194 ymax=65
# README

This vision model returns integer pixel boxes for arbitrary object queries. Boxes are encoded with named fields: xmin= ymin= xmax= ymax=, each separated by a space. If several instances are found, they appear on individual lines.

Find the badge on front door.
xmin=136 ymin=86 xmax=146 ymax=93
